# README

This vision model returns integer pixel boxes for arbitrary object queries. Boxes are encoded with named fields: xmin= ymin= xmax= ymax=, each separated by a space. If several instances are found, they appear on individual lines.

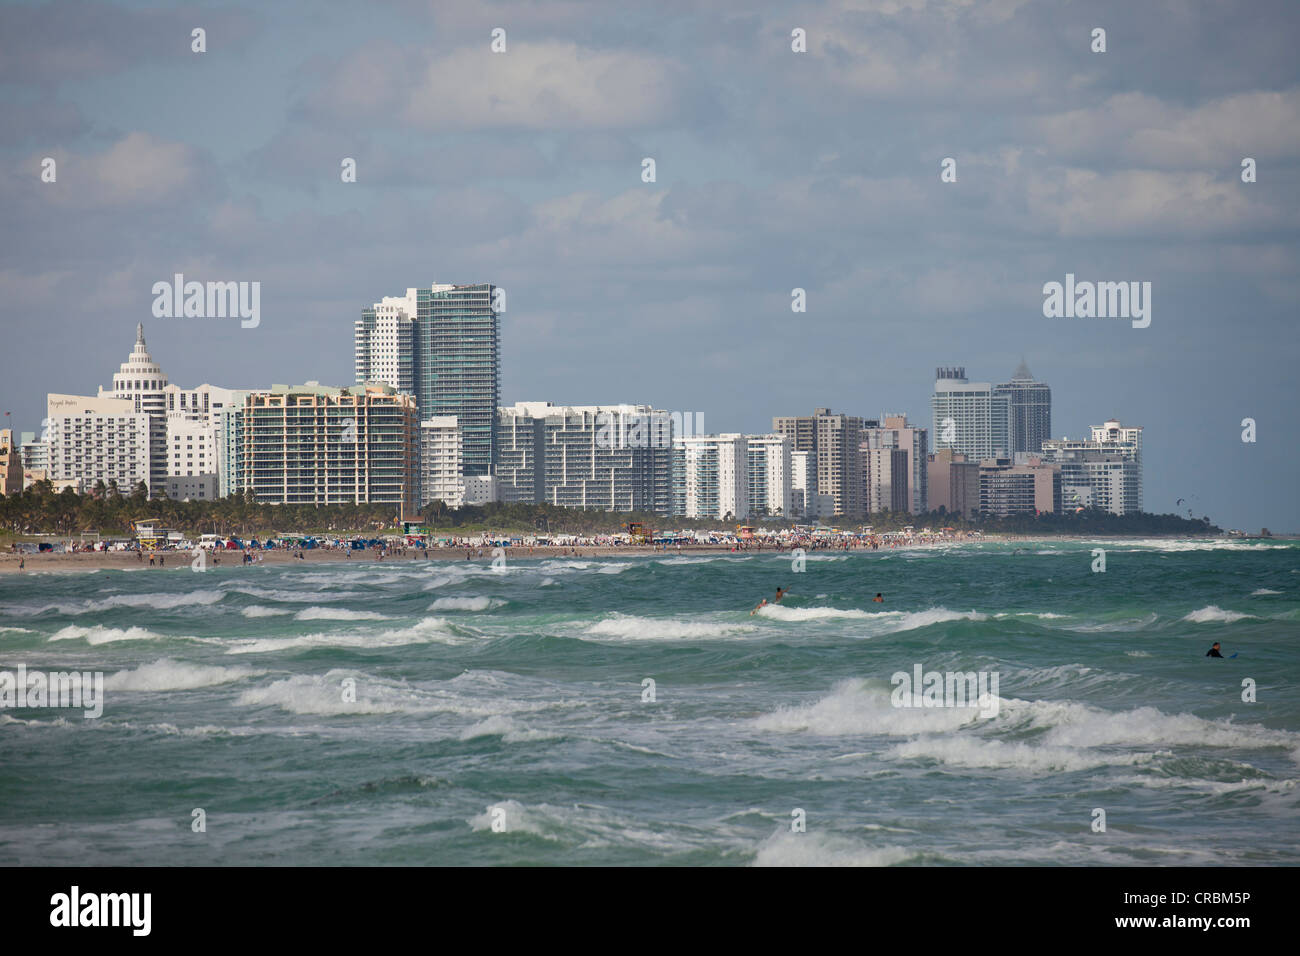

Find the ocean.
xmin=1 ymin=538 xmax=1297 ymax=866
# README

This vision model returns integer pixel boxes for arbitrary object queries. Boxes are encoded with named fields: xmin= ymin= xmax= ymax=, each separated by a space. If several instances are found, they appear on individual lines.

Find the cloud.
xmin=1035 ymin=89 xmax=1300 ymax=168
xmin=21 ymin=132 xmax=205 ymax=209
xmin=302 ymin=41 xmax=693 ymax=130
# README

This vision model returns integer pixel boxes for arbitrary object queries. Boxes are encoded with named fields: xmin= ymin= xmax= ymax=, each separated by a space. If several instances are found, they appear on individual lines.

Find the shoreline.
xmin=0 ymin=532 xmax=1269 ymax=574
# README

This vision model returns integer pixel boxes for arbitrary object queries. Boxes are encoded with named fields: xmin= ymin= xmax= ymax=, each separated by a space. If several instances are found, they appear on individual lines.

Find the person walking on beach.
xmin=18 ymin=556 xmax=24 ymax=570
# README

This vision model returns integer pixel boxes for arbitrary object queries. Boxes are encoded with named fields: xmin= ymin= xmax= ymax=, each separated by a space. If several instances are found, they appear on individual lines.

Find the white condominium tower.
xmin=1040 ymin=418 xmax=1143 ymax=515
xmin=355 ymin=291 xmax=418 ymax=397
xmin=745 ymin=434 xmax=793 ymax=519
xmin=98 ymin=323 xmax=169 ymax=490
xmin=45 ymin=393 xmax=151 ymax=495
xmin=931 ymin=367 xmax=1010 ymax=462
xmin=496 ymin=402 xmax=672 ymax=512
xmin=420 ymin=416 xmax=464 ymax=509
xmin=676 ymin=434 xmax=749 ymax=520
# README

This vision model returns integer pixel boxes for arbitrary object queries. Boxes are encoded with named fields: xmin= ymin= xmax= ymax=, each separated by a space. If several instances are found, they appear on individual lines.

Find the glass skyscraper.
xmin=415 ymin=284 xmax=499 ymax=477
xmin=994 ymin=360 xmax=1052 ymax=457
xmin=357 ymin=284 xmax=500 ymax=478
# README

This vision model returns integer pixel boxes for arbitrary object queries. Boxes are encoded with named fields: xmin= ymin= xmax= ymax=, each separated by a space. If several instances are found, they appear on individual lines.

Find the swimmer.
xmin=873 ymin=593 xmax=884 ymax=603
xmin=1206 ymin=642 xmax=1223 ymax=658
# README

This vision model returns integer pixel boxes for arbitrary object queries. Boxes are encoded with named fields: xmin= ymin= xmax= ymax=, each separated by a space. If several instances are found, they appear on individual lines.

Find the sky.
xmin=1 ymin=0 xmax=1297 ymax=531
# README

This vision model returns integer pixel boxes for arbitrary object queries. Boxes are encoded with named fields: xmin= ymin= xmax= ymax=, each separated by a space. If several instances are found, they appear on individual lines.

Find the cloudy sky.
xmin=2 ymin=0 xmax=1297 ymax=530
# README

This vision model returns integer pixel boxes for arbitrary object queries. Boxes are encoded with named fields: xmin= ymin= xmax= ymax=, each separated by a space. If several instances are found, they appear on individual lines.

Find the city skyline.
xmin=17 ymin=317 xmax=1157 ymax=524
xmin=2 ymin=1 xmax=1297 ymax=530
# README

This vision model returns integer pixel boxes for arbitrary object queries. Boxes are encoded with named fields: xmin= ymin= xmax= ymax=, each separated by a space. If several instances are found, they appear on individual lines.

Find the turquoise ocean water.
xmin=1 ymin=538 xmax=1297 ymax=866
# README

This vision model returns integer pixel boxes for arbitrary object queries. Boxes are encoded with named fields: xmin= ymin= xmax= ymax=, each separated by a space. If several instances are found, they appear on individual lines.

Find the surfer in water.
xmin=752 ymin=587 xmax=788 ymax=615
xmin=873 ymin=593 xmax=884 ymax=603
xmin=1206 ymin=642 xmax=1224 ymax=658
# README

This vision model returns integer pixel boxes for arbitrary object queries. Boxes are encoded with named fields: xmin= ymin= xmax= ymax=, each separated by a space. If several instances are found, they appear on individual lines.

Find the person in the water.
xmin=873 ymin=593 xmax=884 ymax=603
xmin=1206 ymin=642 xmax=1224 ymax=658
xmin=753 ymin=587 xmax=788 ymax=615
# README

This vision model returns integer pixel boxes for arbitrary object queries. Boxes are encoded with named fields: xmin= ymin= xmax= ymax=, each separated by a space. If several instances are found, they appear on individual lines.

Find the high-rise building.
xmin=774 ymin=408 xmax=863 ymax=518
xmin=415 ymin=284 xmax=499 ymax=477
xmin=677 ymin=434 xmax=749 ymax=520
xmin=745 ymin=434 xmax=793 ymax=519
xmin=790 ymin=449 xmax=814 ymax=518
xmin=496 ymin=402 xmax=672 ymax=512
xmin=162 ymin=384 xmax=245 ymax=501
xmin=237 ymin=382 xmax=418 ymax=514
xmin=994 ymin=360 xmax=1052 ymax=456
xmin=861 ymin=414 xmax=928 ymax=515
xmin=46 ymin=393 xmax=151 ymax=495
xmin=496 ymin=405 xmax=547 ymax=503
xmin=420 ymin=416 xmax=464 ymax=509
xmin=98 ymin=324 xmax=169 ymax=491
xmin=355 ymin=293 xmax=418 ymax=396
xmin=864 ymin=445 xmax=910 ymax=514
xmin=357 ymin=284 xmax=500 ymax=478
xmin=927 ymin=449 xmax=980 ymax=518
xmin=977 ymin=457 xmax=1061 ymax=517
xmin=1040 ymin=418 xmax=1143 ymax=515
xmin=931 ymin=367 xmax=1010 ymax=462
xmin=0 ymin=429 xmax=23 ymax=496
xmin=19 ymin=431 xmax=49 ymax=489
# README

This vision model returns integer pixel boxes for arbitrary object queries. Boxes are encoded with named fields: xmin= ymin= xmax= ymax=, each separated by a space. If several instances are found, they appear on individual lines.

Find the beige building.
xmin=237 ymin=382 xmax=419 ymax=515
xmin=977 ymin=457 xmax=1060 ymax=517
xmin=0 ymin=429 xmax=23 ymax=496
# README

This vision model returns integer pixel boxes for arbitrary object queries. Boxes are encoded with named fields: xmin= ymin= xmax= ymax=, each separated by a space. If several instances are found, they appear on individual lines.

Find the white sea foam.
xmin=1251 ymin=588 xmax=1282 ymax=596
xmin=538 ymin=578 xmax=557 ymax=587
xmin=1182 ymin=605 xmax=1253 ymax=624
xmin=583 ymin=614 xmax=756 ymax=641
xmin=888 ymin=736 xmax=1156 ymax=773
xmin=0 ymin=626 xmax=34 ymax=634
xmin=223 ymin=617 xmax=470 ymax=654
xmin=1095 ymin=538 xmax=1291 ymax=552
xmin=757 ymin=605 xmax=873 ymax=621
xmin=467 ymin=799 xmax=554 ymax=838
xmin=293 ymin=607 xmax=391 ymax=621
xmin=755 ymin=679 xmax=983 ymax=736
xmin=758 ymin=606 xmax=988 ymax=634
xmin=236 ymin=670 xmax=430 ymax=715
xmin=105 ymin=659 xmax=265 ymax=691
xmin=241 ymin=605 xmax=291 ymax=618
xmin=14 ymin=588 xmax=226 ymax=616
xmin=459 ymin=714 xmax=556 ymax=743
xmin=1125 ymin=650 xmax=1153 ymax=657
xmin=49 ymin=624 xmax=180 ymax=645
xmin=753 ymin=831 xmax=913 ymax=867
xmin=429 ymin=597 xmax=504 ymax=612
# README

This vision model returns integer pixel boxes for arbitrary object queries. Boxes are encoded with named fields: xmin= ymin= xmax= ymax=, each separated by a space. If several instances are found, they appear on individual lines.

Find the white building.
xmin=676 ymin=433 xmax=748 ymax=520
xmin=46 ymin=393 xmax=151 ymax=495
xmin=355 ymin=290 xmax=419 ymax=396
xmin=497 ymin=402 xmax=672 ymax=512
xmin=931 ymin=367 xmax=1010 ymax=462
xmin=1040 ymin=418 xmax=1143 ymax=515
xmin=790 ymin=449 xmax=812 ymax=518
xmin=420 ymin=416 xmax=464 ymax=509
xmin=98 ymin=324 xmax=169 ymax=490
xmin=464 ymin=475 xmax=499 ymax=506
xmin=745 ymin=434 xmax=793 ymax=518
